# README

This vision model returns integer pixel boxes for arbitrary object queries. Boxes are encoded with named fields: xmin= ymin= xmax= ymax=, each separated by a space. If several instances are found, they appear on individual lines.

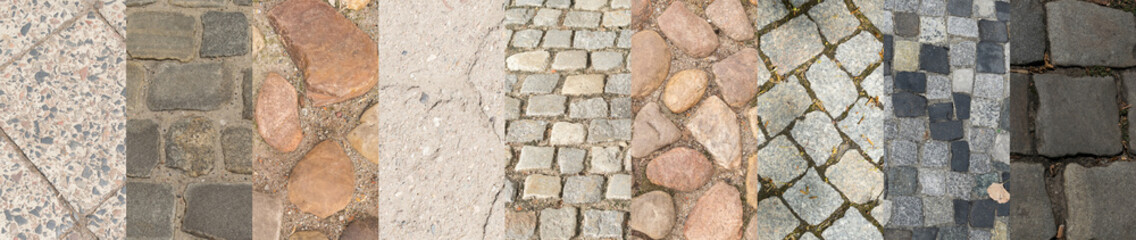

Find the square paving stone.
xmin=581 ymin=210 xmax=623 ymax=238
xmin=587 ymin=119 xmax=631 ymax=142
xmin=927 ymin=74 xmax=951 ymax=99
xmin=931 ymin=120 xmax=964 ymax=140
xmin=201 ymin=11 xmax=249 ymax=57
xmin=969 ymin=199 xmax=997 ymax=228
xmin=126 ymin=11 xmax=197 ymax=61
xmin=894 ymin=93 xmax=928 ymax=118
xmin=516 ymin=146 xmax=555 ymax=171
xmin=221 ymin=126 xmax=253 ymax=174
xmin=540 ymin=207 xmax=577 ymax=239
xmin=887 ymin=166 xmax=919 ymax=196
xmin=507 ymin=120 xmax=547 ymax=143
xmin=761 ymin=16 xmax=826 ymax=75
xmin=1046 ymin=0 xmax=1136 ymax=67
xmin=1034 ymin=74 xmax=1122 ymax=157
xmin=563 ymin=175 xmax=604 ymax=204
xmin=891 ymin=196 xmax=924 ymax=227
xmin=995 ymin=1 xmax=1009 ymax=20
xmin=919 ymin=44 xmax=950 ymax=74
xmin=975 ymin=41 xmax=1005 ymax=74
xmin=938 ymin=226 xmax=968 ymax=240
xmin=953 ymin=199 xmax=970 ymax=225
xmin=126 ymin=119 xmax=160 ymax=178
xmin=556 ymin=147 xmax=586 ymax=174
xmin=948 ymin=0 xmax=973 ymax=16
xmin=978 ymin=20 xmax=1008 ymax=43
xmin=950 ymin=41 xmax=976 ymax=67
xmin=182 ymin=183 xmax=252 ymax=239
xmin=951 ymin=141 xmax=970 ymax=172
xmin=895 ymin=12 xmax=920 ymax=37
xmin=126 ymin=181 xmax=174 ymax=238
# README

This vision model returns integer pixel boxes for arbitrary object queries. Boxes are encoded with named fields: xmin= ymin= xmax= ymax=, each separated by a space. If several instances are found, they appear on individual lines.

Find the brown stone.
xmin=253 ymin=192 xmax=283 ymax=240
xmin=687 ymin=96 xmax=742 ymax=169
xmin=287 ymin=140 xmax=356 ymax=219
xmin=288 ymin=231 xmax=328 ymax=240
xmin=505 ymin=211 xmax=537 ymax=239
xmin=347 ymin=105 xmax=378 ymax=164
xmin=684 ymin=182 xmax=744 ymax=240
xmin=712 ymin=48 xmax=763 ymax=107
xmin=343 ymin=0 xmax=371 ymax=10
xmin=746 ymin=155 xmax=759 ymax=209
xmin=631 ymin=102 xmax=681 ymax=158
xmin=630 ymin=191 xmax=676 ymax=239
xmin=631 ymin=0 xmax=652 ymax=27
xmin=743 ymin=214 xmax=758 ymax=240
xmin=631 ymin=30 xmax=671 ymax=98
xmin=268 ymin=0 xmax=378 ymax=106
xmin=256 ymin=72 xmax=304 ymax=153
xmin=706 ymin=0 xmax=754 ymax=41
xmin=340 ymin=216 xmax=378 ymax=240
xmin=657 ymin=1 xmax=719 ymax=58
xmin=662 ymin=69 xmax=708 ymax=113
xmin=647 ymin=147 xmax=714 ymax=192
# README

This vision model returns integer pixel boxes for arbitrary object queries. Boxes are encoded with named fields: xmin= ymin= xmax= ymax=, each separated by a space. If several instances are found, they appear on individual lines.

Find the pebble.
xmin=287 ymin=140 xmax=356 ymax=218
xmin=646 ymin=147 xmax=714 ymax=192
xmin=256 ymin=72 xmax=304 ymax=153
xmin=657 ymin=1 xmax=719 ymax=58
xmin=268 ymin=0 xmax=377 ymax=106
xmin=662 ymin=69 xmax=708 ymax=113
xmin=630 ymin=191 xmax=675 ymax=239
xmin=630 ymin=31 xmax=671 ymax=97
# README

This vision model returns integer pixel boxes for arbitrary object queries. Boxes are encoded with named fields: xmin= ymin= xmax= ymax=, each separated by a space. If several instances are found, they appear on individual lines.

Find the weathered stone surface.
xmin=165 ymin=116 xmax=217 ymax=177
xmin=256 ymin=72 xmax=304 ymax=153
xmin=516 ymin=146 xmax=555 ymax=171
xmin=288 ymin=231 xmax=328 ymax=240
xmin=749 ymin=198 xmax=798 ymax=240
xmin=663 ymin=69 xmax=708 ymax=113
xmin=182 ymin=183 xmax=252 ymax=239
xmin=750 ymin=0 xmax=789 ymax=29
xmin=148 ymin=62 xmax=229 ymax=111
xmin=706 ymin=0 xmax=754 ymax=41
xmin=126 ymin=119 xmax=159 ymax=178
xmin=657 ymin=1 xmax=719 ymax=58
xmin=126 ymin=11 xmax=196 ymax=61
xmin=792 ymin=112 xmax=843 ymax=163
xmin=606 ymin=174 xmax=632 ymax=200
xmin=647 ymin=147 xmax=714 ymax=192
xmin=507 ymin=120 xmax=547 ymax=143
xmin=564 ymin=175 xmax=604 ymax=204
xmin=253 ymin=192 xmax=283 ymax=240
xmin=540 ymin=207 xmax=577 ymax=239
xmin=839 ymin=98 xmax=888 ymax=163
xmin=762 ymin=16 xmax=825 ymax=75
xmin=712 ymin=48 xmax=767 ymax=107
xmin=587 ymin=119 xmax=631 ymax=142
xmin=1127 ymin=71 xmax=1136 ymax=152
xmin=1064 ymin=162 xmax=1136 ymax=239
xmin=823 ymin=209 xmax=883 ymax=240
xmin=339 ymin=216 xmax=378 ymax=240
xmin=523 ymin=174 xmax=561 ymax=199
xmin=684 ymin=182 xmax=744 ymax=240
xmin=631 ymin=191 xmax=675 ymax=239
xmin=631 ymin=31 xmax=672 ymax=97
xmin=687 ymin=97 xmax=742 ymax=169
xmin=632 ymin=0 xmax=651 ymax=26
xmin=1009 ymin=163 xmax=1056 ymax=240
xmin=836 ymin=32 xmax=884 ymax=75
xmin=1010 ymin=74 xmax=1032 ymax=154
xmin=755 ymin=77 xmax=811 ymax=134
xmin=758 ymin=136 xmax=808 ymax=186
xmin=506 ymin=211 xmax=537 ymax=240
xmin=1010 ymin=0 xmax=1046 ymax=64
xmin=126 ymin=182 xmax=174 ymax=238
xmin=1034 ymin=74 xmax=1122 ymax=157
xmin=784 ymin=168 xmax=843 ymax=225
xmin=268 ymin=0 xmax=378 ymax=106
xmin=552 ymin=50 xmax=587 ymax=71
xmin=507 ymin=51 xmax=550 ymax=72
xmin=222 ymin=126 xmax=253 ymax=174
xmin=201 ymin=11 xmax=249 ymax=58
xmin=827 ymin=151 xmax=884 ymax=204
xmin=807 ymin=56 xmax=859 ymax=113
xmin=581 ymin=210 xmax=624 ymax=238
xmin=631 ymin=102 xmax=681 ymax=158
xmin=809 ymin=0 xmax=859 ymax=41
xmin=1046 ymin=0 xmax=1136 ymax=67
xmin=287 ymin=140 xmax=355 ymax=218
xmin=347 ymin=105 xmax=378 ymax=164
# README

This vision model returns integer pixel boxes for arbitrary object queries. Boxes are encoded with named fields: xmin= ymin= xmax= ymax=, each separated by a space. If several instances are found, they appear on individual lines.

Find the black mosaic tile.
xmin=920 ymin=44 xmax=951 ymax=74
xmin=953 ymin=199 xmax=970 ymax=225
xmin=884 ymin=34 xmax=894 ymax=62
xmin=976 ymin=41 xmax=1006 ymax=74
xmin=951 ymin=141 xmax=970 ymax=172
xmin=931 ymin=120 xmax=964 ymax=140
xmin=896 ymin=71 xmax=927 ymax=93
xmin=948 ymin=0 xmax=973 ymax=17
xmin=894 ymin=92 xmax=929 ymax=117
xmin=953 ymin=93 xmax=971 ymax=120
xmin=888 ymin=166 xmax=919 ymax=196
xmin=929 ymin=102 xmax=954 ymax=122
xmin=979 ymin=20 xmax=1008 ymax=43
xmin=997 ymin=202 xmax=1010 ymax=217
xmin=970 ymin=199 xmax=997 ymax=228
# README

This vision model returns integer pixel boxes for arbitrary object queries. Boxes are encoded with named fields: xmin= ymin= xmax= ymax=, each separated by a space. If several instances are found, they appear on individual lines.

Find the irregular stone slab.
xmin=506 ymin=211 xmax=537 ymax=240
xmin=684 ymin=182 xmax=744 ymax=240
xmin=126 ymin=182 xmax=175 ymax=238
xmin=792 ymin=112 xmax=843 ymax=163
xmin=182 ymin=183 xmax=252 ymax=239
xmin=631 ymin=31 xmax=672 ymax=97
xmin=663 ymin=69 xmax=709 ymax=113
xmin=647 ymin=147 xmax=714 ymax=192
xmin=631 ymin=191 xmax=675 ymax=239
xmin=126 ymin=119 xmax=160 ymax=178
xmin=348 ymin=105 xmax=379 ymax=164
xmin=687 ymin=96 xmax=742 ymax=169
xmin=631 ymin=102 xmax=681 ymax=157
xmin=827 ymin=151 xmax=884 ymax=204
xmin=165 ymin=116 xmax=217 ymax=177
xmin=340 ymin=216 xmax=378 ymax=240
xmin=836 ymin=32 xmax=884 ymax=76
xmin=657 ymin=1 xmax=719 ymax=58
xmin=784 ymin=168 xmax=843 ymax=225
xmin=762 ymin=16 xmax=825 ymax=75
xmin=253 ymin=192 xmax=283 ymax=240
xmin=706 ymin=0 xmax=754 ymax=41
xmin=201 ymin=11 xmax=249 ymax=57
xmin=807 ymin=56 xmax=859 ymax=113
xmin=287 ymin=140 xmax=356 ymax=218
xmin=1010 ymin=0 xmax=1046 ymax=64
xmin=1046 ymin=0 xmax=1136 ymax=67
xmin=256 ymin=72 xmax=304 ymax=153
xmin=1064 ymin=162 xmax=1136 ymax=239
xmin=808 ymin=0 xmax=859 ymax=41
xmin=126 ymin=11 xmax=196 ymax=61
xmin=1034 ymin=74 xmax=1122 ymax=157
xmin=712 ymin=48 xmax=767 ymax=107
xmin=757 ymin=136 xmax=808 ymax=186
xmin=148 ymin=62 xmax=229 ymax=111
xmin=1009 ymin=163 xmax=1056 ymax=240
xmin=749 ymin=198 xmax=799 ymax=240
xmin=268 ymin=0 xmax=378 ymax=106
xmin=755 ymin=77 xmax=811 ymax=134
xmin=222 ymin=126 xmax=254 ymax=174
xmin=823 ymin=209 xmax=883 ymax=240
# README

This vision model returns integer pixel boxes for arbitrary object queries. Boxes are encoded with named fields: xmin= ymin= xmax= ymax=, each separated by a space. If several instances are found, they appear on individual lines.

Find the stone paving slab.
xmin=1045 ymin=0 xmax=1136 ymax=67
xmin=0 ymin=0 xmax=90 ymax=65
xmin=1008 ymin=162 xmax=1055 ymax=240
xmin=1063 ymin=162 xmax=1136 ymax=239
xmin=0 ymin=139 xmax=76 ymax=239
xmin=1033 ymin=74 xmax=1122 ymax=157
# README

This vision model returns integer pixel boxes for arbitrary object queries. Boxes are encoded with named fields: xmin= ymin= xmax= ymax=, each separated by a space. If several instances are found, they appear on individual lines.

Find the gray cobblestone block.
xmin=563 ymin=175 xmax=604 ymax=204
xmin=562 ymin=74 xmax=605 ymax=95
xmin=575 ymin=0 xmax=606 ymax=10
xmin=557 ymin=147 xmax=586 ymax=174
xmin=506 ymin=74 xmax=518 ymax=90
xmin=564 ymin=11 xmax=601 ymax=28
xmin=514 ymin=0 xmax=543 ymax=7
xmin=897 ymin=117 xmax=928 ymax=142
xmin=887 ymin=166 xmax=918 ymax=196
xmin=896 ymin=71 xmax=927 ymax=93
xmin=517 ymin=145 xmax=555 ymax=171
xmin=126 ymin=182 xmax=175 ymax=238
xmin=221 ymin=126 xmax=253 ymax=174
xmin=891 ymin=196 xmax=924 ymax=227
xmin=945 ymin=171 xmax=972 ymax=198
xmin=587 ymin=119 xmax=631 ymax=142
xmin=1035 ymin=74 xmax=1122 ymax=156
xmin=573 ymin=30 xmax=616 ymax=50
xmin=523 ymin=174 xmax=561 ymax=199
xmin=976 ymin=41 xmax=1005 ymax=74
xmin=920 ymin=168 xmax=947 ymax=196
xmin=951 ymin=140 xmax=970 ymax=172
xmin=605 ymin=174 xmax=631 ymax=200
xmin=543 ymin=30 xmax=573 ymax=48
xmin=505 ymin=97 xmax=521 ymax=120
xmin=148 ymin=62 xmax=230 ymax=111
xmin=166 ymin=116 xmax=217 ymax=177
xmin=506 ymin=119 xmax=547 ymax=143
xmin=890 ymin=140 xmax=919 ymax=166
xmin=930 ymin=120 xmax=964 ymax=141
xmin=546 ymin=0 xmax=570 ymax=8
xmin=950 ymin=41 xmax=977 ymax=67
xmin=126 ymin=119 xmax=160 ymax=178
xmin=201 ymin=11 xmax=249 ymax=58
xmin=169 ymin=0 xmax=226 ymax=8
xmin=970 ymin=153 xmax=992 ymax=173
xmin=617 ymin=29 xmax=632 ymax=49
xmin=570 ymin=97 xmax=608 ymax=118
xmin=581 ymin=210 xmax=624 ymax=238
xmin=978 ymin=20 xmax=1008 ymax=43
xmin=533 ymin=8 xmax=562 ymax=27
xmin=520 ymin=74 xmax=560 ymax=94
xmin=182 ymin=183 xmax=252 ymax=239
xmin=974 ymin=0 xmax=997 ymax=18
xmin=887 ymin=0 xmax=919 ymax=13
xmin=609 ymin=97 xmax=631 ymax=118
xmin=920 ymin=0 xmax=947 ymax=16
xmin=895 ymin=12 xmax=920 ymax=37
xmin=526 ymin=94 xmax=567 ymax=116
xmin=540 ymin=207 xmax=577 ymax=239
xmin=952 ymin=68 xmax=974 ymax=93
xmin=591 ymin=51 xmax=624 ymax=71
xmin=549 ymin=122 xmax=586 ymax=145
xmin=929 ymin=102 xmax=954 ymax=122
xmin=126 ymin=11 xmax=197 ymax=61
xmin=924 ymin=197 xmax=954 ymax=226
xmin=602 ymin=10 xmax=630 ymax=27
xmin=552 ymin=50 xmax=587 ymax=71
xmin=948 ymin=0 xmax=973 ymax=16
xmin=241 ymin=69 xmax=253 ymax=120
xmin=605 ymin=73 xmax=630 ymax=95
xmin=512 ymin=29 xmax=544 ymax=48
xmin=612 ymin=0 xmax=630 ymax=9
xmin=922 ymin=140 xmax=950 ymax=167
xmin=918 ymin=16 xmax=947 ymax=44
xmin=927 ymin=74 xmax=951 ymax=100
xmin=589 ymin=146 xmax=621 ymax=173
xmin=947 ymin=16 xmax=978 ymax=37
xmin=505 ymin=8 xmax=535 ymax=25
xmin=920 ymin=44 xmax=950 ymax=74
xmin=969 ymin=127 xmax=996 ymax=153
xmin=893 ymin=92 xmax=928 ymax=117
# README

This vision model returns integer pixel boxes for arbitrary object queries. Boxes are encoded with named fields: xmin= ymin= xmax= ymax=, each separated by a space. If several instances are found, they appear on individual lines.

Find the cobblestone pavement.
xmin=883 ymin=0 xmax=1013 ymax=236
xmin=630 ymin=0 xmax=888 ymax=239
xmin=504 ymin=0 xmax=633 ymax=239
xmin=250 ymin=0 xmax=378 ymax=238
xmin=124 ymin=0 xmax=254 ymax=238
xmin=1009 ymin=1 xmax=1136 ymax=239
xmin=0 ymin=0 xmax=126 ymax=238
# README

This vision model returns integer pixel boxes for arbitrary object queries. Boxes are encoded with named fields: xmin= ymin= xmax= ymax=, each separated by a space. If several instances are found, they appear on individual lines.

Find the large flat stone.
xmin=147 ymin=62 xmax=229 ymax=111
xmin=1063 ymin=162 xmax=1136 ymax=239
xmin=1045 ymin=0 xmax=1136 ymax=67
xmin=182 ymin=183 xmax=252 ymax=239
xmin=126 ymin=11 xmax=197 ymax=61
xmin=1010 ymin=0 xmax=1046 ymax=64
xmin=1009 ymin=163 xmax=1056 ymax=240
xmin=1034 ymin=74 xmax=1122 ymax=157
xmin=126 ymin=182 xmax=175 ymax=238
xmin=268 ymin=0 xmax=378 ymax=106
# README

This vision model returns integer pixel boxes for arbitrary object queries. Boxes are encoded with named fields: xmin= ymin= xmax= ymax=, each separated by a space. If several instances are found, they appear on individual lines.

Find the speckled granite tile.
xmin=0 ymin=140 xmax=77 ymax=238
xmin=0 ymin=0 xmax=89 ymax=64
xmin=0 ymin=12 xmax=125 ymax=213
xmin=85 ymin=186 xmax=125 ymax=239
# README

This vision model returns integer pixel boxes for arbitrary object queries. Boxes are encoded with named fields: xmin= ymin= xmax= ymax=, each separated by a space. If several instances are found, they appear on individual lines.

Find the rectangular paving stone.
xmin=201 ymin=11 xmax=250 ymax=58
xmin=1009 ymin=163 xmax=1057 ymax=240
xmin=170 ymin=0 xmax=226 ymax=7
xmin=581 ymin=210 xmax=624 ymax=238
xmin=543 ymin=30 xmax=573 ymax=48
xmin=893 ymin=92 xmax=928 ymax=117
xmin=526 ymin=94 xmax=568 ymax=116
xmin=182 ymin=183 xmax=252 ymax=239
xmin=126 ymin=11 xmax=197 ymax=61
xmin=573 ymin=30 xmax=616 ymax=50
xmin=523 ymin=174 xmax=561 ymax=199
xmin=557 ymin=147 xmax=586 ymax=174
xmin=520 ymin=74 xmax=560 ymax=93
xmin=930 ymin=120 xmax=963 ymax=140
xmin=564 ymin=11 xmax=601 ymax=28
xmin=1033 ymin=74 xmax=1122 ymax=157
xmin=147 ymin=62 xmax=230 ymax=111
xmin=977 ymin=20 xmax=1007 ymax=43
xmin=1045 ymin=0 xmax=1136 ymax=67
xmin=539 ymin=207 xmax=577 ymax=239
xmin=126 ymin=181 xmax=174 ymax=238
xmin=587 ymin=119 xmax=630 ymax=142
xmin=563 ymin=175 xmax=603 ymax=204
xmin=516 ymin=145 xmax=555 ymax=171
xmin=919 ymin=44 xmax=950 ymax=74
xmin=126 ymin=119 xmax=160 ymax=178
xmin=950 ymin=141 xmax=970 ymax=172
xmin=1063 ymin=162 xmax=1136 ymax=239
xmin=895 ymin=71 xmax=928 ymax=93
xmin=1009 ymin=0 xmax=1046 ymax=64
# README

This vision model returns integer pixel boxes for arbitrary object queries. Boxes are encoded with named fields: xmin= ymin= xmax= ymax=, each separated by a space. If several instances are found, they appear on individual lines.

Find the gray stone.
xmin=891 ymin=196 xmax=924 ymax=227
xmin=605 ymin=73 xmax=631 ymax=95
xmin=838 ymin=98 xmax=888 ymax=163
xmin=504 ymin=8 xmax=534 ymax=25
xmin=1064 ymin=162 xmax=1136 ymax=239
xmin=1010 ymin=163 xmax=1057 ymax=240
xmin=557 ymin=147 xmax=586 ymax=174
xmin=1009 ymin=0 xmax=1046 ymax=64
xmin=924 ymin=197 xmax=953 ymax=226
xmin=526 ymin=95 xmax=567 ymax=116
xmin=1034 ymin=74 xmax=1122 ymax=157
xmin=520 ymin=74 xmax=560 ymax=94
xmin=516 ymin=146 xmax=555 ymax=171
xmin=947 ymin=16 xmax=978 ymax=38
xmin=873 ymin=200 xmax=893 ymax=226
xmin=945 ymin=171 xmax=973 ymax=199
xmin=241 ymin=69 xmax=253 ymax=120
xmin=1127 ymin=71 xmax=1136 ymax=152
xmin=919 ymin=0 xmax=947 ymax=16
xmin=126 ymin=182 xmax=175 ymax=238
xmin=165 ymin=116 xmax=217 ymax=177
xmin=125 ymin=0 xmax=157 ymax=6
xmin=126 ymin=11 xmax=197 ymax=61
xmin=507 ymin=50 xmax=550 ymax=72
xmin=919 ymin=16 xmax=946 ymax=44
xmin=750 ymin=0 xmax=788 ymax=29
xmin=506 ymin=119 xmax=547 ymax=143
xmin=976 ymin=42 xmax=1005 ymax=74
xmin=547 ymin=0 xmax=571 ymax=8
xmin=505 ymin=211 xmax=536 ymax=240
xmin=609 ymin=98 xmax=631 ymax=118
xmin=755 ymin=77 xmax=811 ymax=134
xmin=569 ymin=98 xmax=608 ymax=119
xmin=549 ymin=122 xmax=586 ymax=145
xmin=181 ymin=183 xmax=252 ymax=239
xmin=887 ymin=0 xmax=919 ymax=12
xmin=581 ymin=210 xmax=623 ymax=238
xmin=574 ymin=0 xmax=605 ymax=10
xmin=573 ymin=30 xmax=616 ymax=50
xmin=927 ymin=74 xmax=951 ymax=100
xmin=523 ymin=174 xmax=561 ymax=199
xmin=835 ymin=32 xmax=883 ymax=75
xmin=605 ymin=174 xmax=632 ymax=200
xmin=1046 ymin=0 xmax=1136 ymax=67
xmin=563 ymin=175 xmax=604 ymax=204
xmin=126 ymin=119 xmax=160 ymax=178
xmin=757 ymin=136 xmax=808 ymax=186
xmin=201 ymin=12 xmax=249 ymax=58
xmin=543 ymin=30 xmax=573 ymax=49
xmin=806 ymin=57 xmax=859 ymax=113
xmin=587 ymin=119 xmax=630 ymax=142
xmin=591 ymin=51 xmax=624 ymax=71
xmin=752 ymin=198 xmax=800 ymax=240
xmin=221 ymin=126 xmax=253 ymax=174
xmin=148 ymin=62 xmax=229 ymax=111
xmin=564 ymin=11 xmax=601 ymax=28
xmin=823 ymin=209 xmax=884 ymax=240
xmin=970 ymin=98 xmax=1001 ymax=128
xmin=533 ymin=8 xmax=562 ymax=27
xmin=540 ymin=207 xmax=577 ymax=240
xmin=1010 ymin=74 xmax=1032 ymax=154
xmin=922 ymin=140 xmax=949 ymax=167
xmin=888 ymin=166 xmax=918 ymax=196
xmin=602 ymin=10 xmax=630 ymax=27
xmin=827 ymin=151 xmax=885 ymax=204
xmin=784 ymin=168 xmax=843 ymax=225
xmin=513 ymin=0 xmax=542 ymax=6
xmin=552 ymin=50 xmax=587 ymax=71
xmin=792 ymin=112 xmax=843 ymax=163
xmin=511 ymin=29 xmax=543 ymax=48
xmin=808 ymin=0 xmax=859 ymax=41
xmin=895 ymin=12 xmax=920 ymax=37
xmin=589 ymin=146 xmax=621 ymax=173
xmin=896 ymin=117 xmax=927 ymax=142
xmin=969 ymin=127 xmax=996 ymax=153
xmin=761 ymin=17 xmax=826 ymax=75
xmin=890 ymin=140 xmax=919 ymax=166
xmin=919 ymin=168 xmax=947 ymax=196
xmin=617 ymin=29 xmax=633 ymax=48
xmin=505 ymin=97 xmax=520 ymax=120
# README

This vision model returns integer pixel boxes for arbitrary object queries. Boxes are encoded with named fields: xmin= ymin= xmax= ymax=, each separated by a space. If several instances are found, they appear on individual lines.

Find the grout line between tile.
xmin=92 ymin=1 xmax=125 ymax=41
xmin=0 ymin=125 xmax=87 ymax=236
xmin=0 ymin=2 xmax=97 ymax=72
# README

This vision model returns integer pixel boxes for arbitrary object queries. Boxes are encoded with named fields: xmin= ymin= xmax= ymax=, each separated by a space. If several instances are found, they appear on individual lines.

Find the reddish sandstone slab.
xmin=268 ymin=0 xmax=378 ymax=106
xmin=256 ymin=72 xmax=304 ymax=152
